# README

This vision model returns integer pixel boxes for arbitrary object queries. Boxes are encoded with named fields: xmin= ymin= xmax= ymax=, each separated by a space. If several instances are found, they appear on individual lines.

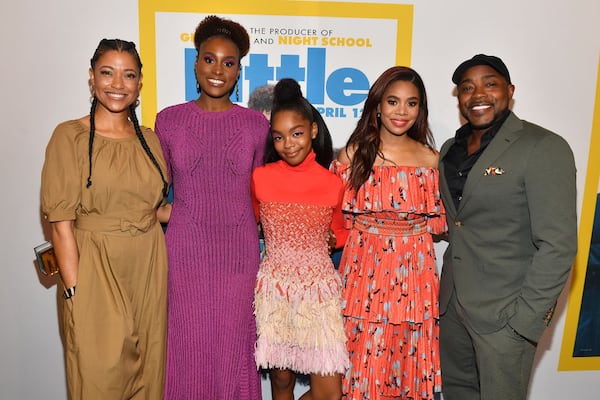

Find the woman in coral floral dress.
xmin=332 ymin=66 xmax=446 ymax=400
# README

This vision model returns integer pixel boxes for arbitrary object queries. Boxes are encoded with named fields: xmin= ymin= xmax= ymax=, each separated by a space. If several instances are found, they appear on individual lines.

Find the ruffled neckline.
xmin=332 ymin=159 xmax=435 ymax=171
xmin=330 ymin=160 xmax=443 ymax=215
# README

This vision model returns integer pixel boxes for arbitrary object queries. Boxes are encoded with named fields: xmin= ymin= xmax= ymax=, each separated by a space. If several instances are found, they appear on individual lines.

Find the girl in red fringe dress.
xmin=252 ymin=78 xmax=349 ymax=400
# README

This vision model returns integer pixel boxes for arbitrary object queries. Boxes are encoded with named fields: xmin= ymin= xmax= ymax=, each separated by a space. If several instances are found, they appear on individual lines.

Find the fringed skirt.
xmin=254 ymin=257 xmax=349 ymax=375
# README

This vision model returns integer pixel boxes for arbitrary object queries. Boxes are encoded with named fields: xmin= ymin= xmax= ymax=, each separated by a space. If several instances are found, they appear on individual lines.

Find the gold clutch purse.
xmin=34 ymin=242 xmax=60 ymax=276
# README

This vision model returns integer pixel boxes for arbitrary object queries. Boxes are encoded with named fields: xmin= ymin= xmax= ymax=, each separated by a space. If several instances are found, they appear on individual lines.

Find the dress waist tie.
xmin=75 ymin=210 xmax=157 ymax=235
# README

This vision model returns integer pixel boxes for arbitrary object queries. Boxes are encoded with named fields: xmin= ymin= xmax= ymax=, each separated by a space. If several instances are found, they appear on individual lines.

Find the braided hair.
xmin=264 ymin=78 xmax=333 ymax=168
xmin=86 ymin=38 xmax=168 ymax=199
xmin=86 ymin=96 xmax=98 ymax=189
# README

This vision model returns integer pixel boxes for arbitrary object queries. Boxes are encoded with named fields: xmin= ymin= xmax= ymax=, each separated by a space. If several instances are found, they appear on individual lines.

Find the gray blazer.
xmin=438 ymin=111 xmax=577 ymax=342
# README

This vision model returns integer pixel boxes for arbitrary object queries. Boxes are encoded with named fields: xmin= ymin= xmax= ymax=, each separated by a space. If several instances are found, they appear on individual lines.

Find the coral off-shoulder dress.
xmin=331 ymin=161 xmax=447 ymax=400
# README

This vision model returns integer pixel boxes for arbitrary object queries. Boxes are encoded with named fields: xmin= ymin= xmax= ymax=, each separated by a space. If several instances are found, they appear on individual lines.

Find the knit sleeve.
xmin=330 ymin=184 xmax=349 ymax=249
xmin=252 ymin=114 xmax=269 ymax=170
xmin=250 ymin=170 xmax=260 ymax=222
xmin=329 ymin=160 xmax=354 ymax=230
xmin=154 ymin=111 xmax=172 ymax=183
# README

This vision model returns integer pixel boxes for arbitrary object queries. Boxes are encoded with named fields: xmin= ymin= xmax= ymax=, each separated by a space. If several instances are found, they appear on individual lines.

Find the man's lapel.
xmin=458 ymin=112 xmax=523 ymax=214
xmin=439 ymin=139 xmax=457 ymax=218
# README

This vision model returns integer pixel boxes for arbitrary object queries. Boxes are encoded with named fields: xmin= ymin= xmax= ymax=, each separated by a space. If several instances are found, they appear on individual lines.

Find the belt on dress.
xmin=352 ymin=215 xmax=428 ymax=236
xmin=75 ymin=210 xmax=157 ymax=234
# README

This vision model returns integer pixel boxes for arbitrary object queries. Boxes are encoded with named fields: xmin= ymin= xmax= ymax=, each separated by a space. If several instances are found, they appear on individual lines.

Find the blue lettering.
xmin=306 ymin=48 xmax=326 ymax=104
xmin=244 ymin=54 xmax=274 ymax=94
xmin=326 ymin=68 xmax=369 ymax=106
xmin=184 ymin=48 xmax=197 ymax=101
xmin=276 ymin=54 xmax=305 ymax=83
xmin=184 ymin=47 xmax=370 ymax=106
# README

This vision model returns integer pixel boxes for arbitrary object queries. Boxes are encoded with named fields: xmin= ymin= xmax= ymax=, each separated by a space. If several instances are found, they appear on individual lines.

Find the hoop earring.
xmin=196 ymin=82 xmax=201 ymax=93
xmin=235 ymin=82 xmax=240 ymax=102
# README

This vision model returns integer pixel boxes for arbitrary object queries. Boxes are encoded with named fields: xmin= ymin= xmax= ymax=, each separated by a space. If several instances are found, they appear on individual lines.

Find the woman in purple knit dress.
xmin=155 ymin=16 xmax=269 ymax=399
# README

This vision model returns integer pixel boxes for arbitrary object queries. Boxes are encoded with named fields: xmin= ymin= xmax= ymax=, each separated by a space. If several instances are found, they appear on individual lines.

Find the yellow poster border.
xmin=558 ymin=54 xmax=600 ymax=370
xmin=138 ymin=0 xmax=413 ymax=127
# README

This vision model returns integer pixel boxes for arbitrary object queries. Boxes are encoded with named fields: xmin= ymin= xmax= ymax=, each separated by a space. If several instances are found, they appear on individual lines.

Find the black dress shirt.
xmin=442 ymin=112 xmax=510 ymax=210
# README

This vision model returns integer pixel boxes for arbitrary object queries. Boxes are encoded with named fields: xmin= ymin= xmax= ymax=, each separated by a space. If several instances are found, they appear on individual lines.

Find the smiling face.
xmin=377 ymin=80 xmax=420 ymax=138
xmin=271 ymin=110 xmax=317 ymax=166
xmin=89 ymin=50 xmax=141 ymax=114
xmin=195 ymin=36 xmax=241 ymax=107
xmin=457 ymin=64 xmax=515 ymax=132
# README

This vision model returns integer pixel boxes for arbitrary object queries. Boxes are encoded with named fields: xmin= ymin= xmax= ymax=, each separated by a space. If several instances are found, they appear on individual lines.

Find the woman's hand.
xmin=157 ymin=203 xmax=172 ymax=224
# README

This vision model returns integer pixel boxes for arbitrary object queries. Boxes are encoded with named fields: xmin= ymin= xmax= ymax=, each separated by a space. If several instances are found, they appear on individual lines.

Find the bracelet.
xmin=63 ymin=285 xmax=76 ymax=299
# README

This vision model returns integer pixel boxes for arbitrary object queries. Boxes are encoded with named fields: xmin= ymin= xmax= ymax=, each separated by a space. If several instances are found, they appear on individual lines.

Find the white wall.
xmin=1 ymin=1 xmax=598 ymax=398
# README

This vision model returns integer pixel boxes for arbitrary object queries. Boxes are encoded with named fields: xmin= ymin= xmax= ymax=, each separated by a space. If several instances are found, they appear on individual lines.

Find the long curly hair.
xmin=345 ymin=66 xmax=434 ymax=191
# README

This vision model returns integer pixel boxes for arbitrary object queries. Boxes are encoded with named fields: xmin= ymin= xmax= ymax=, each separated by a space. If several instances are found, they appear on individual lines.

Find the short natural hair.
xmin=194 ymin=15 xmax=250 ymax=59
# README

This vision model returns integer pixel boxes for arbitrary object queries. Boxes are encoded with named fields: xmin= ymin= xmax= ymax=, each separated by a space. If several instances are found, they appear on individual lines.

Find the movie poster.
xmin=139 ymin=0 xmax=413 ymax=147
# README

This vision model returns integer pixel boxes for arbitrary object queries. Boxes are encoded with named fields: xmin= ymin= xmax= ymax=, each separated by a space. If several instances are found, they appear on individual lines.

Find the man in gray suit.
xmin=438 ymin=54 xmax=578 ymax=400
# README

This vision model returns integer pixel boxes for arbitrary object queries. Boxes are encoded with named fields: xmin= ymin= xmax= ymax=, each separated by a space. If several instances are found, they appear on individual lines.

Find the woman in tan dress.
xmin=41 ymin=39 xmax=170 ymax=399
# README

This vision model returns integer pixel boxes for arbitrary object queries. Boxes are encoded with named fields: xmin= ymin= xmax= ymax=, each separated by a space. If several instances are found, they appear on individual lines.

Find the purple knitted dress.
xmin=155 ymin=101 xmax=269 ymax=399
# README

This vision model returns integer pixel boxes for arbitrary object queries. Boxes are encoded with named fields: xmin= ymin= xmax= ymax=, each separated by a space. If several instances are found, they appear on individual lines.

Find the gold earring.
xmin=89 ymin=88 xmax=96 ymax=103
